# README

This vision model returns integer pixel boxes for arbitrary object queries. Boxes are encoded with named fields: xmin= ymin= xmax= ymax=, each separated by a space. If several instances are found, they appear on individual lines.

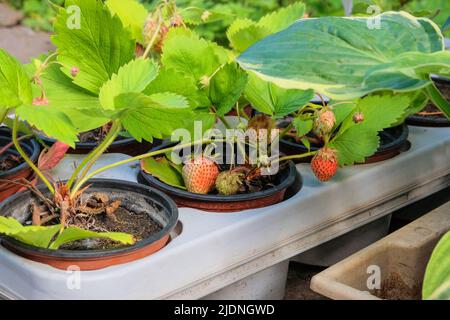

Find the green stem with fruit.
xmin=69 ymin=138 xmax=225 ymax=198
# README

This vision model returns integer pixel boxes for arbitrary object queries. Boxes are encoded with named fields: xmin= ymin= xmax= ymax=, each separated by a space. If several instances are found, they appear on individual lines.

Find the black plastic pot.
xmin=39 ymin=134 xmax=158 ymax=156
xmin=406 ymin=76 xmax=450 ymax=127
xmin=138 ymin=142 xmax=301 ymax=212
xmin=0 ymin=127 xmax=40 ymax=202
xmin=280 ymin=124 xmax=410 ymax=164
xmin=0 ymin=179 xmax=178 ymax=270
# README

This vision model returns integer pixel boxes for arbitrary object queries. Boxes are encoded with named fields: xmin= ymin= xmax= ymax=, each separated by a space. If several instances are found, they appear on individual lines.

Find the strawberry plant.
xmin=0 ymin=0 xmax=211 ymax=250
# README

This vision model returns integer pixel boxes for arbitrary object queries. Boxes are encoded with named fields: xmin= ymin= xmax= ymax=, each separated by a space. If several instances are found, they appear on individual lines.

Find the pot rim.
xmin=38 ymin=133 xmax=138 ymax=150
xmin=0 ymin=179 xmax=178 ymax=259
xmin=140 ymin=158 xmax=298 ymax=202
xmin=279 ymin=124 xmax=409 ymax=154
xmin=0 ymin=128 xmax=40 ymax=179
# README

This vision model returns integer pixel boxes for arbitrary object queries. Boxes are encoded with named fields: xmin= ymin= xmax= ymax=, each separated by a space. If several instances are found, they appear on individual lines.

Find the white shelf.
xmin=0 ymin=126 xmax=449 ymax=299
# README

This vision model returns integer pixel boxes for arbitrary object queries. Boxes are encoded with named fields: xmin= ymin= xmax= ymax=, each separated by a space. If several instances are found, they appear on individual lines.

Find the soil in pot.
xmin=407 ymin=77 xmax=450 ymax=127
xmin=139 ymin=142 xmax=300 ymax=212
xmin=0 ymin=129 xmax=40 ymax=202
xmin=0 ymin=180 xmax=178 ymax=270
xmin=279 ymin=121 xmax=409 ymax=164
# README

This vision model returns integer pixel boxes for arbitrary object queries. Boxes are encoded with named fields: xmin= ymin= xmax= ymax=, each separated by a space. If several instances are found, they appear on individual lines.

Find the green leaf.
xmin=227 ymin=20 xmax=271 ymax=53
xmin=16 ymin=104 xmax=79 ymax=148
xmin=52 ymin=0 xmax=135 ymax=94
xmin=244 ymin=73 xmax=314 ymax=118
xmin=292 ymin=118 xmax=313 ymax=137
xmin=180 ymin=7 xmax=231 ymax=26
xmin=114 ymin=92 xmax=193 ymax=142
xmin=99 ymin=58 xmax=159 ymax=110
xmin=258 ymin=2 xmax=305 ymax=33
xmin=161 ymin=29 xmax=221 ymax=84
xmin=34 ymin=62 xmax=101 ymax=110
xmin=330 ymin=126 xmax=380 ymax=166
xmin=49 ymin=226 xmax=135 ymax=250
xmin=226 ymin=2 xmax=304 ymax=53
xmin=0 ymin=217 xmax=61 ymax=249
xmin=0 ymin=49 xmax=32 ymax=109
xmin=106 ymin=0 xmax=148 ymax=43
xmin=141 ymin=157 xmax=185 ymax=189
xmin=237 ymin=12 xmax=447 ymax=100
xmin=423 ymin=231 xmax=450 ymax=300
xmin=209 ymin=63 xmax=248 ymax=116
xmin=143 ymin=67 xmax=209 ymax=108
xmin=0 ymin=216 xmax=25 ymax=234
xmin=13 ymin=225 xmax=61 ymax=249
xmin=330 ymin=94 xmax=410 ymax=166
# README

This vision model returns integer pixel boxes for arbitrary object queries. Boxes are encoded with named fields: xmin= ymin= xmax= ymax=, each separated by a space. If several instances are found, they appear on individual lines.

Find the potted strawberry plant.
xmin=0 ymin=0 xmax=219 ymax=270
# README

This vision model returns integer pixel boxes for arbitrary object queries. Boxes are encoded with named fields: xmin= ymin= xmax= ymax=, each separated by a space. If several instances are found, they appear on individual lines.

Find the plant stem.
xmin=66 ymin=121 xmax=122 ymax=190
xmin=279 ymin=122 xmax=293 ymax=139
xmin=0 ymin=109 xmax=8 ymax=125
xmin=12 ymin=117 xmax=55 ymax=194
xmin=69 ymin=138 xmax=224 ymax=198
xmin=218 ymin=114 xmax=232 ymax=129
xmin=142 ymin=13 xmax=163 ymax=59
xmin=425 ymin=83 xmax=450 ymax=120
xmin=274 ymin=151 xmax=317 ymax=164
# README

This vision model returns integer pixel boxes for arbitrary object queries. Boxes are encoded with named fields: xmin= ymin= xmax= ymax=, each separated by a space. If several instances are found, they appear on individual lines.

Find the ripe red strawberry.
xmin=182 ymin=156 xmax=219 ymax=194
xmin=311 ymin=148 xmax=338 ymax=182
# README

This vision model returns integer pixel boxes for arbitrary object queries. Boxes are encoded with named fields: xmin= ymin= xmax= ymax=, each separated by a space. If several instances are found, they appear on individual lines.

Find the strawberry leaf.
xmin=105 ymin=0 xmax=148 ymax=43
xmin=38 ymin=141 xmax=70 ymax=171
xmin=209 ymin=62 xmax=248 ymax=116
xmin=49 ymin=226 xmax=135 ymax=250
xmin=99 ymin=58 xmax=159 ymax=110
xmin=16 ymin=105 xmax=78 ymax=148
xmin=52 ymin=0 xmax=135 ymax=94
xmin=0 ymin=49 xmax=32 ymax=109
xmin=141 ymin=157 xmax=186 ymax=189
xmin=114 ymin=92 xmax=194 ymax=142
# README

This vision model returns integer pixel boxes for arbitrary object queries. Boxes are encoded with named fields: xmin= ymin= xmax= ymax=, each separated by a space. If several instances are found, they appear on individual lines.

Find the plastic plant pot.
xmin=39 ymin=134 xmax=158 ymax=156
xmin=279 ymin=124 xmax=410 ymax=164
xmin=0 ymin=179 xmax=178 ymax=271
xmin=138 ymin=142 xmax=301 ymax=212
xmin=406 ymin=76 xmax=450 ymax=127
xmin=0 ymin=128 xmax=40 ymax=202
xmin=310 ymin=202 xmax=450 ymax=300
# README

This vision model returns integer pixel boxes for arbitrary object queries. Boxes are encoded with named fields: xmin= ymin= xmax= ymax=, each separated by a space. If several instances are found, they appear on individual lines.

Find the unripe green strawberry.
xmin=215 ymin=171 xmax=244 ymax=195
xmin=182 ymin=156 xmax=219 ymax=194
xmin=314 ymin=109 xmax=336 ymax=137
xmin=311 ymin=148 xmax=338 ymax=182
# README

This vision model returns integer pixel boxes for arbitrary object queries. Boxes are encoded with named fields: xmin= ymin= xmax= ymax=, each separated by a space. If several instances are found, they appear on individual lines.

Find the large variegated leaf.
xmin=237 ymin=12 xmax=448 ymax=101
xmin=0 ymin=49 xmax=32 ymax=109
xmin=52 ymin=0 xmax=135 ymax=95
xmin=423 ymin=231 xmax=450 ymax=300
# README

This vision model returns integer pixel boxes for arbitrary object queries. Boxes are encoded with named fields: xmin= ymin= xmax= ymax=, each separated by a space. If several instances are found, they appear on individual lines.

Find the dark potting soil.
xmin=0 ymin=154 xmax=22 ymax=173
xmin=374 ymin=272 xmax=421 ymax=300
xmin=78 ymin=127 xmax=127 ymax=144
xmin=29 ymin=193 xmax=162 ymax=251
